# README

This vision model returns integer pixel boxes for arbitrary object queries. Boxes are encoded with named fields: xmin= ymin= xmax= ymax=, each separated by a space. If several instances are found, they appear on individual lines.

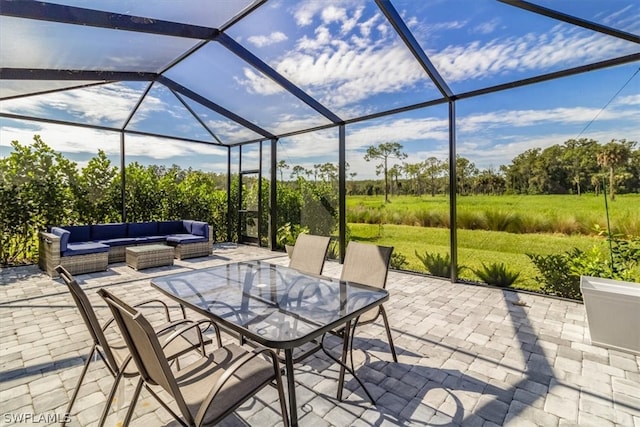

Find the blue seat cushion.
xmin=190 ymin=221 xmax=209 ymax=238
xmin=166 ymin=234 xmax=209 ymax=245
xmin=51 ymin=227 xmax=71 ymax=252
xmin=128 ymin=222 xmax=158 ymax=238
xmin=62 ymin=225 xmax=91 ymax=243
xmin=158 ymin=221 xmax=185 ymax=235
xmin=62 ymin=242 xmax=110 ymax=256
xmin=97 ymin=237 xmax=137 ymax=247
xmin=92 ymin=223 xmax=127 ymax=240
xmin=136 ymin=236 xmax=167 ymax=244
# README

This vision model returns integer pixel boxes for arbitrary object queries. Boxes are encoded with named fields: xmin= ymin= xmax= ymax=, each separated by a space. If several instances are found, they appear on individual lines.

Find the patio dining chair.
xmin=55 ymin=265 xmax=218 ymax=426
xmin=98 ymin=288 xmax=289 ymax=427
xmin=336 ymin=242 xmax=398 ymax=364
xmin=288 ymin=233 xmax=331 ymax=275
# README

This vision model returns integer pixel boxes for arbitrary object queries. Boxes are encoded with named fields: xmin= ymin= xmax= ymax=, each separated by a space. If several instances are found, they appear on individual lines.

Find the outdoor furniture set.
xmin=39 ymin=220 xmax=212 ymax=277
xmin=57 ymin=234 xmax=396 ymax=426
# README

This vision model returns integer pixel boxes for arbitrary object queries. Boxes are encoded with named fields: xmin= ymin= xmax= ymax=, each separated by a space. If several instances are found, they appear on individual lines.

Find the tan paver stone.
xmin=2 ymin=245 xmax=639 ymax=427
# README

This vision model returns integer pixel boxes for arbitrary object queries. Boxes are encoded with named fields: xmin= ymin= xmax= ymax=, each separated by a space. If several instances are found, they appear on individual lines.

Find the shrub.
xmin=415 ymin=250 xmax=464 ymax=278
xmin=472 ymin=262 xmax=520 ymax=287
xmin=390 ymin=252 xmax=408 ymax=269
xmin=484 ymin=210 xmax=522 ymax=233
xmin=569 ymin=237 xmax=640 ymax=282
xmin=527 ymin=250 xmax=582 ymax=299
xmin=276 ymin=222 xmax=309 ymax=248
xmin=457 ymin=210 xmax=486 ymax=230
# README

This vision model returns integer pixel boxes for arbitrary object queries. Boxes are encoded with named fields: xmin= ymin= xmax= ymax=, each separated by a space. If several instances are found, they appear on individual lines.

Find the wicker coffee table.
xmin=126 ymin=244 xmax=174 ymax=270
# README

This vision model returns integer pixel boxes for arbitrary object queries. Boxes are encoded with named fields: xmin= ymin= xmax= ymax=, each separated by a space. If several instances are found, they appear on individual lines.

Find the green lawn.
xmin=346 ymin=193 xmax=640 ymax=292
xmin=349 ymin=223 xmax=603 ymax=291
xmin=347 ymin=193 xmax=640 ymax=236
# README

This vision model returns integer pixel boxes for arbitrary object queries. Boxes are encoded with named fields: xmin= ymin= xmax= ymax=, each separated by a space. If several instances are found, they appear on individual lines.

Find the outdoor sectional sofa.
xmin=39 ymin=220 xmax=212 ymax=277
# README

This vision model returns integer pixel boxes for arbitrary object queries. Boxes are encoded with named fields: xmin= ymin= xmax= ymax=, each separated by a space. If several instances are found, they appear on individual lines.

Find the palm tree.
xmin=596 ymin=140 xmax=632 ymax=201
xmin=364 ymin=142 xmax=407 ymax=203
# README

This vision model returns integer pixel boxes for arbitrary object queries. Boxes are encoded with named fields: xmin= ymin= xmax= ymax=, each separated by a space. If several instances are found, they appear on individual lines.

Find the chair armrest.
xmin=134 ymin=299 xmax=172 ymax=322
xmin=160 ymin=319 xmax=221 ymax=355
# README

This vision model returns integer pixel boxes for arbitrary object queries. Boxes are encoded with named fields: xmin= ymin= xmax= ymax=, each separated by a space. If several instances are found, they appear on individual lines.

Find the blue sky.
xmin=1 ymin=0 xmax=638 ymax=179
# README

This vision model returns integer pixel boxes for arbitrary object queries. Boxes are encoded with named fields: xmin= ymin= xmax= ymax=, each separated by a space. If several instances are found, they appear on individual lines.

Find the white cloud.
xmin=247 ymin=31 xmax=288 ymax=47
xmin=457 ymin=106 xmax=639 ymax=134
xmin=0 ymin=83 xmax=162 ymax=127
xmin=0 ymin=121 xmax=226 ymax=164
xmin=243 ymin=3 xmax=638 ymax=121
xmin=615 ymin=94 xmax=640 ymax=106
xmin=234 ymin=68 xmax=284 ymax=95
xmin=321 ymin=5 xmax=347 ymax=24
xmin=473 ymin=18 xmax=500 ymax=35
xmin=433 ymin=25 xmax=637 ymax=82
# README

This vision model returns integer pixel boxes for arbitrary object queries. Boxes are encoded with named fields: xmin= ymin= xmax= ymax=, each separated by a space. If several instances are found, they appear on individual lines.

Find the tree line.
xmin=277 ymin=138 xmax=639 ymax=201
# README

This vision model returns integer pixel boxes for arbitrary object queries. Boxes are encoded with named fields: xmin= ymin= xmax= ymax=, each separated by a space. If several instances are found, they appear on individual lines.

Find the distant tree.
xmin=364 ymin=142 xmax=407 ymax=203
xmin=389 ymin=164 xmax=403 ymax=195
xmin=504 ymin=148 xmax=541 ymax=194
xmin=403 ymin=162 xmax=423 ymax=195
xmin=455 ymin=156 xmax=478 ymax=196
xmin=562 ymin=138 xmax=599 ymax=196
xmin=277 ymin=159 xmax=289 ymax=182
xmin=318 ymin=162 xmax=338 ymax=182
xmin=290 ymin=165 xmax=306 ymax=180
xmin=424 ymin=157 xmax=444 ymax=197
xmin=597 ymin=139 xmax=633 ymax=201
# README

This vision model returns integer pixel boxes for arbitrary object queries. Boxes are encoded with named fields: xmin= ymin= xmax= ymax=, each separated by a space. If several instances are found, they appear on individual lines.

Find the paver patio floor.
xmin=1 ymin=243 xmax=638 ymax=426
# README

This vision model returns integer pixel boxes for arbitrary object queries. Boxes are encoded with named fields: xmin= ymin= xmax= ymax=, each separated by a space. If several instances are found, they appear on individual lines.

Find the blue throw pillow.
xmin=51 ymin=227 xmax=70 ymax=252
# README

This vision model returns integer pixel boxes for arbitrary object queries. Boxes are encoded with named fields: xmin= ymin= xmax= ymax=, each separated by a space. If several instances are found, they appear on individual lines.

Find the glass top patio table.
xmin=150 ymin=260 xmax=389 ymax=349
xmin=151 ymin=260 xmax=389 ymax=426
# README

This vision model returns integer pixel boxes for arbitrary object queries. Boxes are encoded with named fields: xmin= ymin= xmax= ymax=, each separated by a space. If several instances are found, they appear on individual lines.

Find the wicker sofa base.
xmin=39 ymin=235 xmax=109 ymax=278
xmin=108 ymin=245 xmax=127 ymax=263
xmin=59 ymin=252 xmax=109 ymax=276
xmin=173 ymin=241 xmax=212 ymax=260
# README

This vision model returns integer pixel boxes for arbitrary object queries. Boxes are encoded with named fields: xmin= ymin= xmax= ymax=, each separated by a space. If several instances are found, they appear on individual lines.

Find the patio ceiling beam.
xmin=171 ymin=89 xmax=225 ymax=145
xmin=219 ymin=0 xmax=268 ymax=33
xmin=0 ymin=1 xmax=220 ymax=40
xmin=158 ymin=76 xmax=276 ymax=140
xmin=0 ymin=68 xmax=157 ymax=82
xmin=0 ymin=81 xmax=111 ymax=102
xmin=375 ymin=0 xmax=454 ymax=100
xmin=499 ymin=0 xmax=640 ymax=45
xmin=216 ymin=33 xmax=343 ymax=124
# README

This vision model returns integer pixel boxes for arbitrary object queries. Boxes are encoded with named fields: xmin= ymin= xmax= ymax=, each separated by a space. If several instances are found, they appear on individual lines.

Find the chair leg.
xmin=63 ymin=346 xmax=98 ymax=426
xmin=380 ymin=306 xmax=398 ymax=363
xmin=120 ymin=378 xmax=144 ymax=427
xmin=97 ymin=370 xmax=125 ymax=427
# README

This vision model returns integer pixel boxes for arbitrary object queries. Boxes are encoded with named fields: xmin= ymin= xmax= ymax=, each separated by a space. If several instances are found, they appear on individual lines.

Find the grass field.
xmin=346 ymin=194 xmax=639 ymax=292
xmin=347 ymin=193 xmax=640 ymax=236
